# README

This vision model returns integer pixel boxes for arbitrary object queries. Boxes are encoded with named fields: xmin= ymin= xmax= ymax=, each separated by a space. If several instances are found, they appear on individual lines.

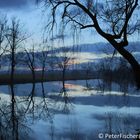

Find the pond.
xmin=0 ymin=80 xmax=140 ymax=140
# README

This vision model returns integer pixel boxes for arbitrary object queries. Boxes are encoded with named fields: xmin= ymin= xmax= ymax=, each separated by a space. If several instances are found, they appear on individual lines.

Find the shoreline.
xmin=0 ymin=70 xmax=97 ymax=85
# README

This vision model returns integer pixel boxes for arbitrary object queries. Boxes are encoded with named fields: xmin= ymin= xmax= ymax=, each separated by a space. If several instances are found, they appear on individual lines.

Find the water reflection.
xmin=0 ymin=82 xmax=53 ymax=140
xmin=0 ymin=85 xmax=31 ymax=140
xmin=0 ymin=80 xmax=140 ymax=140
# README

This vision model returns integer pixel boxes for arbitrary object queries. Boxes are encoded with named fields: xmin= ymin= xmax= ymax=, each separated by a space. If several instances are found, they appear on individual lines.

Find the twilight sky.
xmin=0 ymin=0 xmax=29 ymax=9
xmin=0 ymin=0 xmax=45 ymax=46
xmin=0 ymin=0 xmax=107 ymax=46
xmin=0 ymin=0 xmax=139 ymax=47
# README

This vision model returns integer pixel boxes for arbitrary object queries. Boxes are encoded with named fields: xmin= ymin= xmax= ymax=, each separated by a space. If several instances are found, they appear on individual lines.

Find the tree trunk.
xmin=114 ymin=46 xmax=140 ymax=88
xmin=133 ymin=67 xmax=140 ymax=89
xmin=62 ymin=68 xmax=66 ymax=92
xmin=41 ymin=67 xmax=45 ymax=95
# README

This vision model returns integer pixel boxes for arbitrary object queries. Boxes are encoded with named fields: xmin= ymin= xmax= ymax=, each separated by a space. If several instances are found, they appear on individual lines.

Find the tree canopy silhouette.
xmin=37 ymin=0 xmax=140 ymax=88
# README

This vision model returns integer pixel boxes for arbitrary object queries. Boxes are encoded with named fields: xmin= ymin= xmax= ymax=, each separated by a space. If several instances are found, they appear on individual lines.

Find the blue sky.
xmin=0 ymin=0 xmax=139 ymax=47
xmin=0 ymin=0 xmax=43 ymax=45
xmin=0 ymin=0 xmax=107 ymax=46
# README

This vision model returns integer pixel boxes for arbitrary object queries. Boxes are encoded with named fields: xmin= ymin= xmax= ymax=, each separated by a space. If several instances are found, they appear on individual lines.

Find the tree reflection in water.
xmin=0 ymin=83 xmax=49 ymax=140
xmin=0 ymin=79 xmax=73 ymax=140
xmin=0 ymin=84 xmax=31 ymax=140
xmin=1 ymin=81 xmax=140 ymax=140
xmin=59 ymin=82 xmax=73 ymax=114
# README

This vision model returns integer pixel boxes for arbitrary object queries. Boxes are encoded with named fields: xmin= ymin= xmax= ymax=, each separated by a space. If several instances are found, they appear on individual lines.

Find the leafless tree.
xmin=82 ymin=62 xmax=94 ymax=89
xmin=0 ymin=15 xmax=8 ymax=69
xmin=117 ymin=58 xmax=130 ymax=94
xmin=23 ymin=44 xmax=37 ymax=116
xmin=6 ymin=18 xmax=26 ymax=84
xmin=5 ymin=18 xmax=27 ymax=139
xmin=57 ymin=47 xmax=72 ymax=92
xmin=24 ymin=45 xmax=36 ymax=85
xmin=50 ymin=46 xmax=72 ymax=113
xmin=37 ymin=0 xmax=140 ymax=88
xmin=100 ymin=58 xmax=113 ymax=92
xmin=37 ymin=43 xmax=50 ymax=94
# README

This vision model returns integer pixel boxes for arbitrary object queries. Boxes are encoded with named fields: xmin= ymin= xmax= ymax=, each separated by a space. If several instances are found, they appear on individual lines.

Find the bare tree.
xmin=49 ymin=46 xmax=72 ymax=113
xmin=6 ymin=18 xmax=26 ymax=84
xmin=5 ymin=18 xmax=27 ymax=139
xmin=57 ymin=47 xmax=72 ymax=92
xmin=23 ymin=44 xmax=39 ymax=118
xmin=24 ymin=44 xmax=36 ymax=85
xmin=37 ymin=43 xmax=50 ymax=94
xmin=37 ymin=0 xmax=140 ymax=88
xmin=0 ymin=15 xmax=7 ymax=69
xmin=58 ymin=47 xmax=72 ymax=113
xmin=82 ymin=62 xmax=94 ymax=90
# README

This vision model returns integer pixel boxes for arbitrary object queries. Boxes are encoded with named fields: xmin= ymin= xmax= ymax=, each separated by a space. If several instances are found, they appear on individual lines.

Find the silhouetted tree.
xmin=37 ymin=43 xmax=50 ymax=94
xmin=49 ymin=46 xmax=72 ymax=113
xmin=0 ymin=15 xmax=7 ymax=70
xmin=60 ymin=50 xmax=71 ymax=92
xmin=37 ymin=0 xmax=140 ymax=88
xmin=24 ymin=44 xmax=37 ymax=116
xmin=24 ymin=44 xmax=36 ymax=85
xmin=82 ymin=62 xmax=93 ymax=89
xmin=5 ymin=18 xmax=27 ymax=139
xmin=58 ymin=47 xmax=72 ymax=113
xmin=6 ymin=18 xmax=26 ymax=84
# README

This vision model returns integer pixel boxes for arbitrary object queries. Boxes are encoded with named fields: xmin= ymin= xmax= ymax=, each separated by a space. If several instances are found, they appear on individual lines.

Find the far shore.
xmin=0 ymin=70 xmax=97 ymax=85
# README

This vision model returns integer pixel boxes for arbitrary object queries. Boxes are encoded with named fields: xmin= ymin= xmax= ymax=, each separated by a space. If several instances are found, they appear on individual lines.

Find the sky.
xmin=0 ymin=0 xmax=107 ymax=46
xmin=0 ymin=0 xmax=44 ymax=45
xmin=0 ymin=0 xmax=139 ymax=47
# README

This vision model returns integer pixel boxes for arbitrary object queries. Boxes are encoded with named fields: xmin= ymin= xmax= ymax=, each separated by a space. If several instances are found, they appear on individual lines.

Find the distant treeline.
xmin=0 ymin=67 xmax=135 ymax=85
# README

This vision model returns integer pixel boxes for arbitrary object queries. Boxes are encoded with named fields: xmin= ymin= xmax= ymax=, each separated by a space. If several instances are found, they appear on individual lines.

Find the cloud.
xmin=0 ymin=0 xmax=34 ymax=9
xmin=50 ymin=34 xmax=69 ymax=41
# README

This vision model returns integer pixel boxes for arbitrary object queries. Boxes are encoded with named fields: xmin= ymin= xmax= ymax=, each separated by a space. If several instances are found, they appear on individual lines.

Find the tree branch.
xmin=80 ymin=24 xmax=95 ymax=29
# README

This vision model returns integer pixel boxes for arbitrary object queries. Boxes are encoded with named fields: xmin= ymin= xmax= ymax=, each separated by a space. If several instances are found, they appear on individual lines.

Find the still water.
xmin=0 ymin=80 xmax=140 ymax=140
